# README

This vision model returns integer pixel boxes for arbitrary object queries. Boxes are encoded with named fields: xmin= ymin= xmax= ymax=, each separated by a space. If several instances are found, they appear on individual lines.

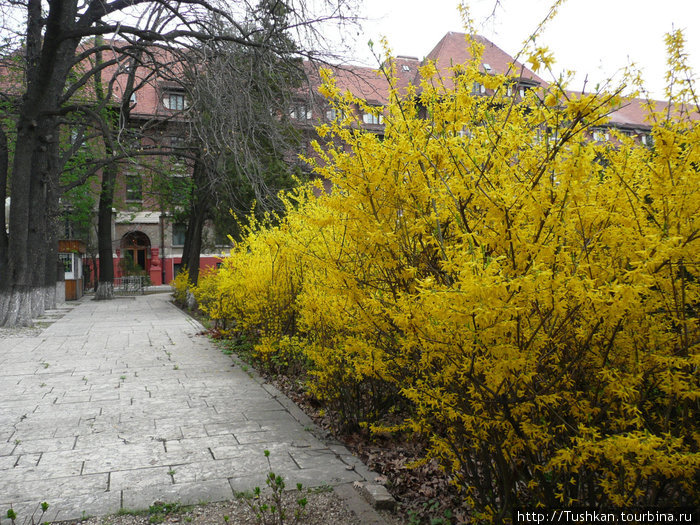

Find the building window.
xmin=59 ymin=253 xmax=81 ymax=280
xmin=128 ymin=91 xmax=137 ymax=104
xmin=164 ymin=91 xmax=186 ymax=110
xmin=472 ymin=82 xmax=486 ymax=95
xmin=170 ymin=135 xmax=186 ymax=149
xmin=171 ymin=175 xmax=190 ymax=202
xmin=325 ymin=107 xmax=340 ymax=120
xmin=325 ymin=107 xmax=348 ymax=121
xmin=362 ymin=108 xmax=384 ymax=125
xmin=59 ymin=253 xmax=73 ymax=276
xmin=457 ymin=127 xmax=473 ymax=139
xmin=592 ymin=129 xmax=609 ymax=142
xmin=172 ymin=223 xmax=187 ymax=246
xmin=290 ymin=104 xmax=312 ymax=121
xmin=63 ymin=216 xmax=78 ymax=239
xmin=126 ymin=174 xmax=142 ymax=202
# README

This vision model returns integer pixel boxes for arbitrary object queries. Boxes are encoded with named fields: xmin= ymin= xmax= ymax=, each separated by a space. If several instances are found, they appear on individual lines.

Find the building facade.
xmin=60 ymin=32 xmax=667 ymax=288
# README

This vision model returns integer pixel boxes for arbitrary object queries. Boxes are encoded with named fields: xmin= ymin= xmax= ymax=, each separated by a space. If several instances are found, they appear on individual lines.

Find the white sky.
xmin=352 ymin=0 xmax=700 ymax=99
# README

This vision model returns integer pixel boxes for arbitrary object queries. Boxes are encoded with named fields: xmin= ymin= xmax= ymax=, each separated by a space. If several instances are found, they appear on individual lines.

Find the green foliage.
xmin=147 ymin=502 xmax=182 ymax=523
xmin=119 ymin=251 xmax=148 ymax=277
xmin=2 ymin=502 xmax=50 ymax=525
xmin=5 ymin=508 xmax=17 ymax=522
xmin=235 ymin=450 xmax=308 ymax=525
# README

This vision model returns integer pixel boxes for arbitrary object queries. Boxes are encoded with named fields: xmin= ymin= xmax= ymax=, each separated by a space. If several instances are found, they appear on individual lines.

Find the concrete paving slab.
xmin=0 ymin=293 xmax=381 ymax=520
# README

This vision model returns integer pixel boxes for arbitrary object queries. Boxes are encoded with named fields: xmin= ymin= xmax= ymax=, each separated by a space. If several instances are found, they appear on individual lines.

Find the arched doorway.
xmin=120 ymin=231 xmax=151 ymax=274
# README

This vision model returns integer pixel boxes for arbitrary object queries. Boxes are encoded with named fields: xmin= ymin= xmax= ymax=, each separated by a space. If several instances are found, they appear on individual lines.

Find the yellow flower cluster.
xmin=192 ymin=35 xmax=699 ymax=518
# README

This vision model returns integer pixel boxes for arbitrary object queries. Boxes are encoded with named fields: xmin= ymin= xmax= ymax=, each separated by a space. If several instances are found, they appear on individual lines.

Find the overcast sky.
xmin=351 ymin=0 xmax=700 ymax=99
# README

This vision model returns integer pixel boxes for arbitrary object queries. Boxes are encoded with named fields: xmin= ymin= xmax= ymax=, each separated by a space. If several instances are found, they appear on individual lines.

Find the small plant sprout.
xmin=5 ymin=507 xmax=17 ymax=525
xmin=235 ymin=450 xmax=307 ymax=524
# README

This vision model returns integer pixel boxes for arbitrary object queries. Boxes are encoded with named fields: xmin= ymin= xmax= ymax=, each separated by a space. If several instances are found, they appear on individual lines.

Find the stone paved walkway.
xmin=0 ymin=294 xmax=370 ymax=523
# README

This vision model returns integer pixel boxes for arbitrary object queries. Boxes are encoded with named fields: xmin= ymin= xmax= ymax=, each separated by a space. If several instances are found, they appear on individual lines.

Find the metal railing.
xmin=113 ymin=275 xmax=148 ymax=295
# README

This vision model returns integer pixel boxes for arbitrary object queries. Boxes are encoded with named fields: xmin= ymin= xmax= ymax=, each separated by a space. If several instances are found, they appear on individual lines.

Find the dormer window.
xmin=164 ymin=91 xmax=186 ymax=110
xmin=592 ymin=129 xmax=609 ymax=142
xmin=362 ymin=107 xmax=384 ymax=125
xmin=290 ymin=104 xmax=312 ymax=121
xmin=402 ymin=65 xmax=411 ymax=72
xmin=325 ymin=107 xmax=345 ymax=121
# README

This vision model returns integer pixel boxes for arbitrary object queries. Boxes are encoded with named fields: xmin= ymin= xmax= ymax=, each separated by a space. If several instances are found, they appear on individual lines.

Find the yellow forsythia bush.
xmin=194 ymin=211 xmax=307 ymax=344
xmin=170 ymin=269 xmax=191 ymax=306
xmin=195 ymin=32 xmax=699 ymax=519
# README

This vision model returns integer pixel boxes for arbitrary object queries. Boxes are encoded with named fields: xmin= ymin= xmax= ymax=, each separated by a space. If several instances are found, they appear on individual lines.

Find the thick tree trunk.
xmin=3 ymin=119 xmax=45 ymax=326
xmin=183 ymin=199 xmax=208 ymax=286
xmin=0 ymin=128 xmax=8 ymax=284
xmin=1 ymin=115 xmax=63 ymax=325
xmin=95 ymin=163 xmax=117 ymax=301
xmin=0 ymin=0 xmax=81 ymax=326
xmin=181 ymin=160 xmax=210 ymax=286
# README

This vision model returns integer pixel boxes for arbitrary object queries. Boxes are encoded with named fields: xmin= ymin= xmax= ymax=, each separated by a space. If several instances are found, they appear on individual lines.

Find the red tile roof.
xmin=424 ymin=32 xmax=544 ymax=88
xmin=311 ymin=32 xmax=545 ymax=103
xmin=311 ymin=32 xmax=699 ymax=131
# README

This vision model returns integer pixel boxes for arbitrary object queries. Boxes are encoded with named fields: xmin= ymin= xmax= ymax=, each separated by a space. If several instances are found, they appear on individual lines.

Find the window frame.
xmin=164 ymin=91 xmax=186 ymax=111
xmin=362 ymin=107 xmax=384 ymax=125
xmin=290 ymin=103 xmax=312 ymax=121
xmin=172 ymin=223 xmax=187 ymax=247
xmin=125 ymin=173 xmax=143 ymax=203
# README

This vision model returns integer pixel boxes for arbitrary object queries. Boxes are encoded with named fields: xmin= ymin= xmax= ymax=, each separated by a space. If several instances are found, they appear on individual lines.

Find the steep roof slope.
xmin=423 ymin=32 xmax=545 ymax=88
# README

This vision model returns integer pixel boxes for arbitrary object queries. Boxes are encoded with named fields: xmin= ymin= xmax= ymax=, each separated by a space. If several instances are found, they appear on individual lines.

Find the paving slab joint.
xmin=223 ymin=353 xmax=384 ymax=484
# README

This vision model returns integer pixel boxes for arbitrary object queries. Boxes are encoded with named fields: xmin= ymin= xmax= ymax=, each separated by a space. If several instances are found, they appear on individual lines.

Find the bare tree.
xmin=0 ymin=0 xmax=358 ymax=326
xmin=177 ymin=1 xmax=314 ymax=285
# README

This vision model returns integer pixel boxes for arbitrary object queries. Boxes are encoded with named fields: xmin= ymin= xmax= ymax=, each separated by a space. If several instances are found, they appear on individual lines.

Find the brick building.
xmin=9 ymin=32 xmax=665 ymax=288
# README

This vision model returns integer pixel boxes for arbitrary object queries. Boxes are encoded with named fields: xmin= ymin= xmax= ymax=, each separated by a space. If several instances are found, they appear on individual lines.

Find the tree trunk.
xmin=181 ymin=159 xmax=210 ymax=286
xmin=0 ymin=0 xmax=81 ymax=326
xmin=2 ymin=118 xmax=47 ymax=326
xmin=93 ymin=38 xmax=140 ymax=301
xmin=0 ymin=128 xmax=8 ymax=285
xmin=95 ymin=162 xmax=117 ymax=300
